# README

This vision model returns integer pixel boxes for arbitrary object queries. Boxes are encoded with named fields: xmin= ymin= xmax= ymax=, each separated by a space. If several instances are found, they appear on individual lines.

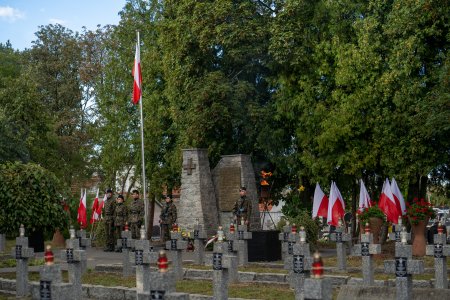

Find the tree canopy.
xmin=0 ymin=0 xmax=448 ymax=210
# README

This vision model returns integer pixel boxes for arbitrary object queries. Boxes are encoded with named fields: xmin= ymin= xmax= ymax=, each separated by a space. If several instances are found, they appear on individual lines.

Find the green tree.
xmin=0 ymin=162 xmax=67 ymax=236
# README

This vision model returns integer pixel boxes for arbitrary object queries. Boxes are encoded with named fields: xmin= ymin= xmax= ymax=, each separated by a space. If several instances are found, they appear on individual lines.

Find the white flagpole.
xmin=137 ymin=31 xmax=149 ymax=233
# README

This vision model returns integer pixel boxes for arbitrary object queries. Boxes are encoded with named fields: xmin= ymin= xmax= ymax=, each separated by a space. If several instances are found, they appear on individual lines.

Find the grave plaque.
xmin=361 ymin=243 xmax=370 ymax=257
xmin=135 ymin=250 xmax=143 ymax=265
xmin=288 ymin=241 xmax=294 ymax=255
xmin=121 ymin=238 xmax=128 ymax=249
xmin=283 ymin=232 xmax=289 ymax=242
xmin=194 ymin=230 xmax=199 ymax=239
xmin=227 ymin=240 xmax=234 ymax=252
xmin=395 ymin=257 xmax=407 ymax=277
xmin=217 ymin=167 xmax=241 ymax=211
xmin=335 ymin=232 xmax=342 ymax=243
xmin=434 ymin=244 xmax=443 ymax=258
xmin=66 ymin=249 xmax=74 ymax=263
xmin=150 ymin=290 xmax=165 ymax=299
xmin=170 ymin=239 xmax=177 ymax=250
xmin=39 ymin=280 xmax=51 ymax=300
xmin=15 ymin=245 xmax=22 ymax=259
xmin=213 ymin=253 xmax=223 ymax=270
xmin=293 ymin=255 xmax=304 ymax=274
xmin=395 ymin=231 xmax=401 ymax=242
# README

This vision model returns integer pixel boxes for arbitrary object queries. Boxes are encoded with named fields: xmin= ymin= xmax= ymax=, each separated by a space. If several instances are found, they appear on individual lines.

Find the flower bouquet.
xmin=357 ymin=203 xmax=386 ymax=225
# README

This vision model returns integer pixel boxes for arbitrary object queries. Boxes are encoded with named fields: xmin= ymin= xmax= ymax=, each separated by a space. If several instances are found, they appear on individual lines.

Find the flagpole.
xmin=137 ymin=31 xmax=149 ymax=234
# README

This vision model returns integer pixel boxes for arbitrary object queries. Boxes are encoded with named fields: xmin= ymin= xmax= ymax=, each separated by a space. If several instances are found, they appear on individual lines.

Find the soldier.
xmin=114 ymin=194 xmax=129 ymax=252
xmin=103 ymin=188 xmax=115 ymax=252
xmin=232 ymin=186 xmax=252 ymax=227
xmin=159 ymin=195 xmax=177 ymax=242
xmin=129 ymin=189 xmax=144 ymax=239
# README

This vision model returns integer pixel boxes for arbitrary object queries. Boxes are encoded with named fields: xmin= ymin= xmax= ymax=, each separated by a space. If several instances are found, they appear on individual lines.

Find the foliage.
xmin=356 ymin=204 xmax=386 ymax=225
xmin=286 ymin=210 xmax=321 ymax=247
xmin=406 ymin=198 xmax=435 ymax=225
xmin=0 ymin=162 xmax=67 ymax=236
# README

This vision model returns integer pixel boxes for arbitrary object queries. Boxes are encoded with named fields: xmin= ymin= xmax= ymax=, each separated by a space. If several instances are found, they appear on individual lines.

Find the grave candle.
xmin=44 ymin=245 xmax=54 ymax=265
xmin=19 ymin=224 xmax=25 ymax=237
xmin=311 ymin=251 xmax=324 ymax=278
xmin=299 ymin=226 xmax=306 ymax=242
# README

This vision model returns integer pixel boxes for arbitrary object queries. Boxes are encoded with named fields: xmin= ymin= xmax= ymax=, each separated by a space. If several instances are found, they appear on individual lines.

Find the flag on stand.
xmin=97 ymin=193 xmax=106 ymax=218
xmin=312 ymin=183 xmax=329 ymax=218
xmin=327 ymin=182 xmax=345 ymax=226
xmin=77 ymin=189 xmax=87 ymax=228
xmin=358 ymin=179 xmax=372 ymax=212
xmin=90 ymin=188 xmax=100 ymax=224
xmin=132 ymin=40 xmax=142 ymax=105
xmin=391 ymin=178 xmax=406 ymax=216
xmin=378 ymin=178 xmax=400 ymax=223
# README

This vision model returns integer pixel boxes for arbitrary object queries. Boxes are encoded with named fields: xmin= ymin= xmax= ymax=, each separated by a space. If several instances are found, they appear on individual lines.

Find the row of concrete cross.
xmin=279 ymin=221 xmax=450 ymax=300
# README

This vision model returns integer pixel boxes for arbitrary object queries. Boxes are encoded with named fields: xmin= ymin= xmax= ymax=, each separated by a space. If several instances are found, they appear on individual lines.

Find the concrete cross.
xmin=60 ymin=228 xmax=86 ymax=299
xmin=425 ymin=227 xmax=450 ymax=289
xmin=132 ymin=226 xmax=159 ymax=295
xmin=182 ymin=157 xmax=196 ymax=175
xmin=165 ymin=230 xmax=188 ymax=280
xmin=284 ymin=227 xmax=313 ymax=299
xmin=191 ymin=221 xmax=207 ymax=265
xmin=234 ymin=224 xmax=252 ymax=266
xmin=37 ymin=246 xmax=71 ymax=300
xmin=116 ymin=227 xmax=134 ymax=277
xmin=384 ymin=234 xmax=424 ymax=300
xmin=278 ymin=223 xmax=292 ymax=261
xmin=11 ymin=225 xmax=34 ymax=297
xmin=352 ymin=224 xmax=381 ymax=285
xmin=329 ymin=224 xmax=351 ymax=271
xmin=212 ymin=229 xmax=238 ymax=300
xmin=388 ymin=219 xmax=411 ymax=244
xmin=138 ymin=251 xmax=189 ymax=300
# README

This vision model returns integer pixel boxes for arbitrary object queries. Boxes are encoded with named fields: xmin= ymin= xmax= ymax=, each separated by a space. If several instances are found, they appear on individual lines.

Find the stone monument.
xmin=178 ymin=149 xmax=219 ymax=236
xmin=212 ymin=154 xmax=261 ymax=230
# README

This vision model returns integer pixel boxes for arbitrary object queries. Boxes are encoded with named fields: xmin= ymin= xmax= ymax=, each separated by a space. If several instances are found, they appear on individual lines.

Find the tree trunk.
xmin=407 ymin=174 xmax=428 ymax=202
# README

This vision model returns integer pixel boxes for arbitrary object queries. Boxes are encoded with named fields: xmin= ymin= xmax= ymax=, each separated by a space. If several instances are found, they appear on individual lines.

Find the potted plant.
xmin=357 ymin=203 xmax=386 ymax=244
xmin=406 ymin=198 xmax=435 ymax=256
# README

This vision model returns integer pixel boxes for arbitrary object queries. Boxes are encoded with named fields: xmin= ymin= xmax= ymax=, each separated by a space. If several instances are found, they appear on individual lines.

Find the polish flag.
xmin=391 ymin=178 xmax=406 ymax=216
xmin=327 ymin=182 xmax=345 ymax=226
xmin=97 ymin=193 xmax=106 ymax=218
xmin=312 ymin=183 xmax=329 ymax=218
xmin=132 ymin=39 xmax=142 ymax=105
xmin=90 ymin=188 xmax=100 ymax=224
xmin=378 ymin=179 xmax=400 ymax=223
xmin=358 ymin=179 xmax=372 ymax=212
xmin=77 ymin=189 xmax=87 ymax=228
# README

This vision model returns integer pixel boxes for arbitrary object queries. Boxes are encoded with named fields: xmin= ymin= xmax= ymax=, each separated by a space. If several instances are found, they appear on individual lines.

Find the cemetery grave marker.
xmin=117 ymin=223 xmax=134 ymax=276
xmin=165 ymin=225 xmax=188 ymax=280
xmin=329 ymin=222 xmax=351 ymax=271
xmin=11 ymin=224 xmax=34 ymax=297
xmin=384 ymin=227 xmax=425 ymax=300
xmin=352 ymin=223 xmax=381 ymax=286
xmin=132 ymin=226 xmax=158 ymax=295
xmin=425 ymin=223 xmax=450 ymax=289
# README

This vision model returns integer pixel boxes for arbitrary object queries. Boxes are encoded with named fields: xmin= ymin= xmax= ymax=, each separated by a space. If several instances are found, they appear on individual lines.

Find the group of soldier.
xmin=102 ymin=189 xmax=178 ymax=251
xmin=101 ymin=185 xmax=250 ymax=252
xmin=103 ymin=189 xmax=145 ymax=252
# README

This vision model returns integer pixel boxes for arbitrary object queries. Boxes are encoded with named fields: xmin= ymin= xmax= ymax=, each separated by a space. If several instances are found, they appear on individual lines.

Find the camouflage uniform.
xmin=103 ymin=196 xmax=116 ymax=251
xmin=129 ymin=198 xmax=144 ymax=239
xmin=160 ymin=201 xmax=177 ymax=242
xmin=114 ymin=201 xmax=128 ymax=251
xmin=232 ymin=196 xmax=252 ymax=227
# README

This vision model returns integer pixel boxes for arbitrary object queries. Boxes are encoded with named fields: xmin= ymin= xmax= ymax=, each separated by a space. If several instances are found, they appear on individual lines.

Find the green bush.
xmin=0 ymin=162 xmax=67 ymax=237
xmin=286 ymin=210 xmax=321 ymax=248
xmin=92 ymin=221 xmax=106 ymax=248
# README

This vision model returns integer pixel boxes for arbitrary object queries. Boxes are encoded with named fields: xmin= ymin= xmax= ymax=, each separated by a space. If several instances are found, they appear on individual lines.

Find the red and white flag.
xmin=97 ymin=193 xmax=106 ymax=218
xmin=358 ymin=179 xmax=371 ymax=212
xmin=378 ymin=178 xmax=400 ymax=223
xmin=89 ymin=188 xmax=100 ymax=224
xmin=77 ymin=189 xmax=87 ymax=228
xmin=327 ymin=182 xmax=345 ymax=226
xmin=132 ymin=39 xmax=142 ymax=105
xmin=312 ymin=183 xmax=329 ymax=218
xmin=391 ymin=178 xmax=406 ymax=216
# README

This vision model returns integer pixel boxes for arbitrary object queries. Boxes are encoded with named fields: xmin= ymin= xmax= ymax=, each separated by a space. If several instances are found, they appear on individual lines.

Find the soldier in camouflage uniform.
xmin=129 ymin=189 xmax=144 ymax=239
xmin=232 ymin=186 xmax=252 ymax=228
xmin=114 ymin=194 xmax=129 ymax=252
xmin=159 ymin=195 xmax=177 ymax=242
xmin=103 ymin=189 xmax=115 ymax=252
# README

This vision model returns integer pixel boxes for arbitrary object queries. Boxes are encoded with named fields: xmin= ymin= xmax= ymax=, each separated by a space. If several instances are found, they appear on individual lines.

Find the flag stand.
xmin=135 ymin=31 xmax=149 ymax=234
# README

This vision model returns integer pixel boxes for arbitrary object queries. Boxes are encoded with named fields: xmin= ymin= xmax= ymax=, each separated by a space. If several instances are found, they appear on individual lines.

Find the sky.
xmin=0 ymin=0 xmax=127 ymax=50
